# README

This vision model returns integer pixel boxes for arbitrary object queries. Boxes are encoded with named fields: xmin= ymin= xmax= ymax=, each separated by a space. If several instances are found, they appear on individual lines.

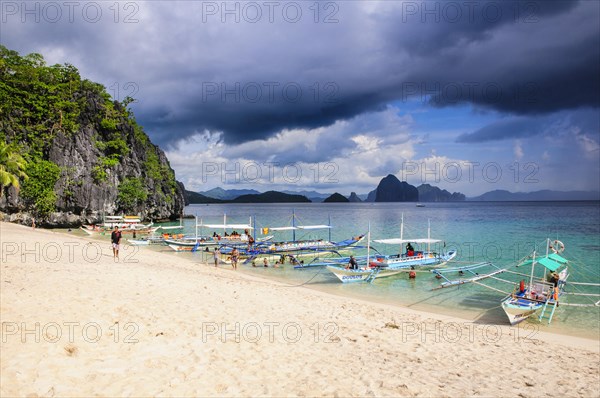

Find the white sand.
xmin=1 ymin=221 xmax=598 ymax=397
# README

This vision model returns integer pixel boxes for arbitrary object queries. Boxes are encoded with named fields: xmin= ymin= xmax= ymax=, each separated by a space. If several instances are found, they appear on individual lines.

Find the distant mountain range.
xmin=185 ymin=190 xmax=311 ymax=204
xmin=187 ymin=182 xmax=599 ymax=204
xmin=199 ymin=187 xmax=260 ymax=200
xmin=468 ymin=190 xmax=600 ymax=201
xmin=231 ymin=191 xmax=311 ymax=203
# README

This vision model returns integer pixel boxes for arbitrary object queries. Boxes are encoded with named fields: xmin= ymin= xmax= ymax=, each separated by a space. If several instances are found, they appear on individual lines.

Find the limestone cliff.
xmin=375 ymin=174 xmax=418 ymax=202
xmin=0 ymin=46 xmax=185 ymax=226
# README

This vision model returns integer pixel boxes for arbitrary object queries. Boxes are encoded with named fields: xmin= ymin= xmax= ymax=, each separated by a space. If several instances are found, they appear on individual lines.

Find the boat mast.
xmin=195 ymin=215 xmax=198 ymax=239
xmin=427 ymin=219 xmax=431 ymax=254
xmin=328 ymin=215 xmax=331 ymax=242
xmin=400 ymin=213 xmax=404 ymax=254
xmin=292 ymin=209 xmax=296 ymax=242
xmin=529 ymin=250 xmax=536 ymax=298
xmin=544 ymin=237 xmax=549 ymax=280
xmin=223 ymin=213 xmax=227 ymax=235
xmin=367 ymin=221 xmax=371 ymax=265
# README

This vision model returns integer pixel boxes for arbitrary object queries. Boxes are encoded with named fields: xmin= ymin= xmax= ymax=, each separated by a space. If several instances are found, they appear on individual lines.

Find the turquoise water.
xmin=163 ymin=202 xmax=600 ymax=338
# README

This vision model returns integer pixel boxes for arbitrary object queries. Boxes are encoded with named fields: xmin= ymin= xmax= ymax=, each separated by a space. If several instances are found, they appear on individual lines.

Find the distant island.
xmin=185 ymin=190 xmax=310 ymax=204
xmin=232 ymin=191 xmax=311 ymax=203
xmin=188 ymin=178 xmax=599 ymax=204
xmin=468 ymin=190 xmax=600 ymax=201
xmin=323 ymin=193 xmax=350 ymax=203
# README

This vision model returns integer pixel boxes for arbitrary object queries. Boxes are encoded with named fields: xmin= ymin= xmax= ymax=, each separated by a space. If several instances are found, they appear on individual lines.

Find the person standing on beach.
xmin=231 ymin=247 xmax=239 ymax=270
xmin=213 ymin=247 xmax=220 ymax=267
xmin=111 ymin=226 xmax=122 ymax=261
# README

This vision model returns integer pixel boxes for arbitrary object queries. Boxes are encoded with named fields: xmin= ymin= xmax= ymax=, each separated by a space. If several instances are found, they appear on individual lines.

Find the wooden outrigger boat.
xmin=431 ymin=239 xmax=600 ymax=325
xmin=235 ymin=234 xmax=365 ymax=264
xmin=81 ymin=215 xmax=157 ymax=236
xmin=227 ymin=213 xmax=365 ymax=263
xmin=165 ymin=215 xmax=273 ymax=252
xmin=326 ymin=217 xmax=455 ymax=283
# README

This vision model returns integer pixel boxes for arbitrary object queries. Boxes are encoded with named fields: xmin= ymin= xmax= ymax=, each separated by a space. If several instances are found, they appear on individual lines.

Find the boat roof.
xmin=267 ymin=225 xmax=332 ymax=231
xmin=520 ymin=253 xmax=567 ymax=271
xmin=297 ymin=225 xmax=332 ymax=230
xmin=373 ymin=238 xmax=441 ymax=244
xmin=537 ymin=255 xmax=567 ymax=272
xmin=200 ymin=224 xmax=253 ymax=229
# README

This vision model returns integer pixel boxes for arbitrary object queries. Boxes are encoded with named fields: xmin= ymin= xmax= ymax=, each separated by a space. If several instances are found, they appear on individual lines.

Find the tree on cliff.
xmin=0 ymin=140 xmax=27 ymax=195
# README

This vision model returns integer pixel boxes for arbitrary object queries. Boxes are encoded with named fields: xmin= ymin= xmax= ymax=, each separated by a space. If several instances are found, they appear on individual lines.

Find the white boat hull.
xmin=501 ymin=298 xmax=543 ymax=325
xmin=326 ymin=266 xmax=372 ymax=283
xmin=326 ymin=265 xmax=406 ymax=283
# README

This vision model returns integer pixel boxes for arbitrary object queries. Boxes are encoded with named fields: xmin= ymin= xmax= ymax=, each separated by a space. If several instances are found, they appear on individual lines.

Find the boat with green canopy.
xmin=431 ymin=239 xmax=600 ymax=325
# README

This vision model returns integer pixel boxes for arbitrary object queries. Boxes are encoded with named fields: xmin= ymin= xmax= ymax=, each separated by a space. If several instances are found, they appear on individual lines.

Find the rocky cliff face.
xmin=375 ymin=174 xmax=418 ymax=202
xmin=1 ymin=113 xmax=186 ymax=226
xmin=0 ymin=47 xmax=185 ymax=226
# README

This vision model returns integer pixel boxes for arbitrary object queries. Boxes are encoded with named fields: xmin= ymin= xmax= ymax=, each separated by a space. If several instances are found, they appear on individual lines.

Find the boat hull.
xmin=501 ymin=297 xmax=543 ymax=325
xmin=380 ymin=250 xmax=456 ymax=268
xmin=326 ymin=266 xmax=373 ymax=283
xmin=326 ymin=265 xmax=405 ymax=283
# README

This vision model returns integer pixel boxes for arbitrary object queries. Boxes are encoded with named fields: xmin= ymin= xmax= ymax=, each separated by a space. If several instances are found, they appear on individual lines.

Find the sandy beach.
xmin=1 ymin=221 xmax=598 ymax=397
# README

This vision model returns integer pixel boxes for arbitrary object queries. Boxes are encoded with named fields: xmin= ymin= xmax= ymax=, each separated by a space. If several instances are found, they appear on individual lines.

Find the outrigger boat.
xmin=81 ymin=215 xmax=157 ymax=235
xmin=165 ymin=215 xmax=273 ymax=252
xmin=230 ymin=213 xmax=365 ymax=263
xmin=237 ymin=234 xmax=365 ymax=263
xmin=431 ymin=239 xmax=600 ymax=325
xmin=326 ymin=217 xmax=456 ymax=283
xmin=127 ymin=234 xmax=168 ymax=246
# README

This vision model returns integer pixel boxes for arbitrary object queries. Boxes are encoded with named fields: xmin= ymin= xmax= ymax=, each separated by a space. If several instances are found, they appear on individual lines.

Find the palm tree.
xmin=0 ymin=140 xmax=27 ymax=196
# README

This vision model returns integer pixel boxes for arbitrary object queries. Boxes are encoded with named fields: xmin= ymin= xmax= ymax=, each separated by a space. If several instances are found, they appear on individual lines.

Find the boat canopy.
xmin=200 ymin=224 xmax=253 ymax=230
xmin=267 ymin=225 xmax=332 ymax=231
xmin=537 ymin=256 xmax=563 ymax=272
xmin=373 ymin=238 xmax=441 ymax=245
xmin=297 ymin=225 xmax=332 ymax=230
xmin=548 ymin=253 xmax=568 ymax=264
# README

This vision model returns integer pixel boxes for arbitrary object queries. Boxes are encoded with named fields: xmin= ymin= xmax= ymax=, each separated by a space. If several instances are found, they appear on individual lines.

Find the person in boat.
xmin=346 ymin=255 xmax=358 ymax=270
xmin=263 ymin=258 xmax=269 ymax=267
xmin=409 ymin=266 xmax=416 ymax=279
xmin=111 ymin=226 xmax=122 ymax=261
xmin=224 ymin=232 xmax=229 ymax=237
xmin=549 ymin=271 xmax=560 ymax=287
xmin=406 ymin=243 xmax=414 ymax=257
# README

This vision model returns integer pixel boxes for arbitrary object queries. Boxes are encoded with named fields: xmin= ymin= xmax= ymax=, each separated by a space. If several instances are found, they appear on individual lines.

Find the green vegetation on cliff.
xmin=20 ymin=160 xmax=61 ymax=217
xmin=0 ymin=46 xmax=184 ymax=223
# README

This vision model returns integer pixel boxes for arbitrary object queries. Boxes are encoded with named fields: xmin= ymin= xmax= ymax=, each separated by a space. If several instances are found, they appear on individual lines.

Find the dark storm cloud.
xmin=1 ymin=0 xmax=598 ymax=146
xmin=456 ymin=108 xmax=600 ymax=143
xmin=139 ymin=90 xmax=388 ymax=146
xmin=455 ymin=116 xmax=543 ymax=143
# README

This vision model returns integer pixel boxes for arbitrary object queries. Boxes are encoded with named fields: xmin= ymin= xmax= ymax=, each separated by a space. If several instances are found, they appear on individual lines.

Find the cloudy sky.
xmin=2 ymin=0 xmax=599 ymax=196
